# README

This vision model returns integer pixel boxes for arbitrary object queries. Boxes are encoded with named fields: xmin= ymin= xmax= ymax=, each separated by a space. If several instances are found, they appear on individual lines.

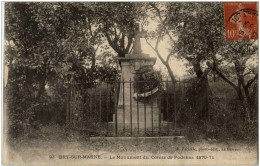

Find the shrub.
xmin=180 ymin=80 xmax=258 ymax=142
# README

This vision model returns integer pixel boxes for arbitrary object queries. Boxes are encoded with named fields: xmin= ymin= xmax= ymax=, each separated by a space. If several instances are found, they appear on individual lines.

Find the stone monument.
xmin=111 ymin=23 xmax=164 ymax=134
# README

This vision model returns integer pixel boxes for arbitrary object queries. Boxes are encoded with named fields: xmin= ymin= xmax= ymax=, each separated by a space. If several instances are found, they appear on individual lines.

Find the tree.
xmin=4 ymin=2 xmax=120 ymax=136
xmin=150 ymin=2 xmax=258 ymax=122
xmin=144 ymin=2 xmax=177 ymax=83
xmin=208 ymin=41 xmax=258 ymax=121
xmin=94 ymin=2 xmax=144 ymax=58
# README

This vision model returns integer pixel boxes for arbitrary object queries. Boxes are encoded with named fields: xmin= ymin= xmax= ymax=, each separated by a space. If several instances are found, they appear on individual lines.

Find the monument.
xmin=111 ymin=23 xmax=165 ymax=135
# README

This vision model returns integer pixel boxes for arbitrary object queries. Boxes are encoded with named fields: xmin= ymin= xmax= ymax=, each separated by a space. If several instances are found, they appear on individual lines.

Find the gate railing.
xmin=66 ymin=80 xmax=191 ymax=137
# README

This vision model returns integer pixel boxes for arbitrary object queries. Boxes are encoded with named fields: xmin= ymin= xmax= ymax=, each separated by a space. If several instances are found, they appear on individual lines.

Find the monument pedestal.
xmin=113 ymin=103 xmax=164 ymax=129
xmin=109 ymin=53 xmax=170 ymax=135
xmin=109 ymin=24 xmax=172 ymax=136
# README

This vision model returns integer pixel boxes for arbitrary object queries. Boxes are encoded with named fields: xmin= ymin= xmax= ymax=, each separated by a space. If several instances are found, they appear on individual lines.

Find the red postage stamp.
xmin=224 ymin=2 xmax=258 ymax=41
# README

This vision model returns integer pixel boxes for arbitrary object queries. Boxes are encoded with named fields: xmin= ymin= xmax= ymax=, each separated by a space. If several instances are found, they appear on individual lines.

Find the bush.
xmin=180 ymin=80 xmax=258 ymax=142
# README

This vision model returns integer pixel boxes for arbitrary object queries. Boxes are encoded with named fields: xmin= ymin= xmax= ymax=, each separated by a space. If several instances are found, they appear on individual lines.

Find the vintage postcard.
xmin=2 ymin=2 xmax=258 ymax=166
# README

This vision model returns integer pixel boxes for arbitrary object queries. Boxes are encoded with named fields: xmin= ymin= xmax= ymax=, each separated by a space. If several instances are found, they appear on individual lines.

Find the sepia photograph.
xmin=2 ymin=2 xmax=259 ymax=166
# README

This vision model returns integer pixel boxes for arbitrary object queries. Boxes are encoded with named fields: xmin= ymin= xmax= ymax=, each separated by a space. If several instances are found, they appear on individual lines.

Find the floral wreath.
xmin=133 ymin=66 xmax=162 ymax=101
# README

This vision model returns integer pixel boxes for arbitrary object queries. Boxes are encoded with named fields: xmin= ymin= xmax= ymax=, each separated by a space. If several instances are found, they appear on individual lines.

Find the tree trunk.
xmin=35 ymin=79 xmax=46 ymax=100
xmin=193 ymin=61 xmax=210 ymax=122
xmin=235 ymin=88 xmax=251 ymax=122
xmin=91 ymin=53 xmax=96 ymax=70
xmin=165 ymin=63 xmax=176 ymax=83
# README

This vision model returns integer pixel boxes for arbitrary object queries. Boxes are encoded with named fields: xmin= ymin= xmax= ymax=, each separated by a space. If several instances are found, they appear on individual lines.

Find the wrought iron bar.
xmin=114 ymin=82 xmax=117 ymax=136
xmin=130 ymin=79 xmax=132 ymax=136
xmin=70 ymin=84 xmax=73 ymax=123
xmin=90 ymin=94 xmax=92 ymax=116
xmin=166 ymin=79 xmax=169 ymax=135
xmin=179 ymin=79 xmax=182 ymax=135
xmin=106 ymin=83 xmax=109 ymax=136
xmin=144 ymin=91 xmax=146 ymax=135
xmin=158 ymin=97 xmax=161 ymax=136
xmin=151 ymin=90 xmax=153 ymax=136
xmin=99 ymin=90 xmax=102 ymax=123
xmin=94 ymin=84 xmax=96 ymax=116
xmin=109 ymin=91 xmax=111 ymax=122
xmin=174 ymin=82 xmax=177 ymax=130
xmin=123 ymin=79 xmax=125 ymax=134
xmin=137 ymin=94 xmax=139 ymax=134
xmin=66 ymin=85 xmax=70 ymax=124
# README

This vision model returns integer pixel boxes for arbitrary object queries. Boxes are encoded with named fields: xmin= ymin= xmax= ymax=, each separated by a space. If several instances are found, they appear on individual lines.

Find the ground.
xmin=3 ymin=125 xmax=258 ymax=166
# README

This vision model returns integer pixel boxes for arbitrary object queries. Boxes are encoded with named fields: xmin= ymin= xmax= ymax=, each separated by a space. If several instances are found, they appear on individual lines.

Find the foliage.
xmin=144 ymin=3 xmax=177 ymax=82
xmin=4 ymin=2 xmax=121 ymax=138
xmin=94 ymin=2 xmax=145 ymax=57
xmin=166 ymin=2 xmax=225 ymax=61
xmin=149 ymin=2 xmax=258 ymax=123
xmin=4 ymin=2 xmax=258 ymax=142
xmin=180 ymin=80 xmax=258 ymax=141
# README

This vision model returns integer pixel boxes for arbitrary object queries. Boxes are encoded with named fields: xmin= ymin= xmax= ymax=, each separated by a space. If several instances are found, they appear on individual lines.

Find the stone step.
xmin=112 ymin=111 xmax=164 ymax=120
xmin=107 ymin=121 xmax=182 ymax=137
xmin=108 ymin=121 xmax=175 ymax=130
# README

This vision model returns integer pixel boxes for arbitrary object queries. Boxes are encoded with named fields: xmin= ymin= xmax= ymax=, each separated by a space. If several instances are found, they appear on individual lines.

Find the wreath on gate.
xmin=133 ymin=66 xmax=162 ymax=101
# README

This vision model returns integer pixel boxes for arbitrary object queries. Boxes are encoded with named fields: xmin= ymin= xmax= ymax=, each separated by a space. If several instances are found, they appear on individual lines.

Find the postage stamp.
xmin=224 ymin=2 xmax=258 ymax=41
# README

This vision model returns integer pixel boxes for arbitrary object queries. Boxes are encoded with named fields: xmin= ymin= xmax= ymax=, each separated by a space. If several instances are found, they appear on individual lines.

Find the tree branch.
xmin=93 ymin=28 xmax=102 ymax=40
xmin=125 ymin=37 xmax=133 ymax=54
xmin=87 ymin=17 xmax=94 ymax=38
xmin=145 ymin=35 xmax=176 ymax=82
xmin=155 ymin=38 xmax=160 ymax=50
xmin=94 ymin=44 xmax=100 ymax=55
xmin=244 ymin=71 xmax=255 ymax=76
xmin=145 ymin=38 xmax=167 ymax=66
xmin=166 ymin=48 xmax=178 ymax=63
xmin=120 ymin=32 xmax=125 ymax=51
xmin=129 ymin=45 xmax=133 ymax=54
xmin=149 ymin=3 xmax=175 ymax=44
xmin=166 ymin=53 xmax=171 ymax=63
xmin=207 ymin=62 xmax=238 ymax=91
xmin=141 ymin=16 xmax=148 ymax=31
xmin=104 ymin=32 xmax=123 ymax=55
xmin=227 ymin=42 xmax=241 ymax=55
xmin=245 ymin=74 xmax=258 ymax=89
